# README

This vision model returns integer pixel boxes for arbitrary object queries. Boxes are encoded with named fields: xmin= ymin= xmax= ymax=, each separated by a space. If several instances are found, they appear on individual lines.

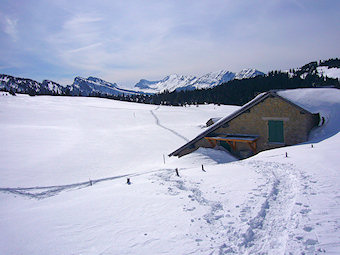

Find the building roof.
xmin=169 ymin=90 xmax=315 ymax=157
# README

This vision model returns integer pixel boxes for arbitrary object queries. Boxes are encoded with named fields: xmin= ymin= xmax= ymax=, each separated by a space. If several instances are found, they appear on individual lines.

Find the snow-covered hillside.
xmin=0 ymin=88 xmax=339 ymax=254
xmin=234 ymin=68 xmax=264 ymax=80
xmin=71 ymin=76 xmax=140 ymax=96
xmin=316 ymin=66 xmax=340 ymax=80
xmin=0 ymin=74 xmax=66 ymax=95
xmin=286 ymin=59 xmax=340 ymax=81
xmin=134 ymin=68 xmax=264 ymax=93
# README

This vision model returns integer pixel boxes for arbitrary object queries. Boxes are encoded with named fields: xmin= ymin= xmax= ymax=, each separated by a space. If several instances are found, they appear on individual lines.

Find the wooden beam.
xmin=248 ymin=141 xmax=257 ymax=153
xmin=226 ymin=141 xmax=236 ymax=151
xmin=204 ymin=137 xmax=217 ymax=147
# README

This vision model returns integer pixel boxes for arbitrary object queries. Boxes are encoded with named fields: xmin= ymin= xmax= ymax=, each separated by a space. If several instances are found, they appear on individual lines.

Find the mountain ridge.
xmin=133 ymin=68 xmax=264 ymax=93
xmin=1 ymin=58 xmax=339 ymax=97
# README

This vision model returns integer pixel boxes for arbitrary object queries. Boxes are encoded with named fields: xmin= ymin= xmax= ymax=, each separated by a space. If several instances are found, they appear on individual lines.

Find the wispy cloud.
xmin=67 ymin=42 xmax=103 ymax=53
xmin=0 ymin=0 xmax=339 ymax=86
xmin=2 ymin=16 xmax=18 ymax=41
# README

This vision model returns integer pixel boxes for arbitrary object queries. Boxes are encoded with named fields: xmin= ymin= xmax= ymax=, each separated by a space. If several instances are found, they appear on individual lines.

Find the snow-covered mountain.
xmin=1 ymin=58 xmax=338 ymax=97
xmin=0 ymin=74 xmax=140 ymax=97
xmin=193 ymin=70 xmax=236 ymax=89
xmin=234 ymin=69 xmax=264 ymax=80
xmin=70 ymin=76 xmax=139 ymax=96
xmin=0 ymin=74 xmax=66 ymax=95
xmin=134 ymin=69 xmax=264 ymax=93
xmin=135 ymin=74 xmax=198 ymax=93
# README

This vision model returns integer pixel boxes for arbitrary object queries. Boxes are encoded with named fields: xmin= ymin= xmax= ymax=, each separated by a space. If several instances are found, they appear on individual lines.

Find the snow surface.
xmin=0 ymin=89 xmax=340 ymax=254
xmin=317 ymin=66 xmax=340 ymax=80
xmin=234 ymin=69 xmax=263 ymax=80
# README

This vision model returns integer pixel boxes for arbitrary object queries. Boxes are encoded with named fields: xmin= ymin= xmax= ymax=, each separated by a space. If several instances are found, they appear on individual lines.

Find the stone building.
xmin=169 ymin=90 xmax=320 ymax=159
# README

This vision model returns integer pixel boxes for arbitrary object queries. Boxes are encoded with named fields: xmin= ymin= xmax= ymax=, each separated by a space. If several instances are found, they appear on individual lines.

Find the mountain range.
xmin=134 ymin=69 xmax=264 ymax=93
xmin=0 ymin=68 xmax=264 ymax=96
xmin=0 ymin=75 xmax=140 ymax=97
xmin=1 ymin=59 xmax=339 ymax=97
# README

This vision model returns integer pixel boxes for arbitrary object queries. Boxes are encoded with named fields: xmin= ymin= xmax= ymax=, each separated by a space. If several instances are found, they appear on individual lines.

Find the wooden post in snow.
xmin=175 ymin=168 xmax=180 ymax=177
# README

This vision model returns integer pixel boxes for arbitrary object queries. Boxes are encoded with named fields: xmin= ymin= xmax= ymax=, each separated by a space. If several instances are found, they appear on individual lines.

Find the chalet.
xmin=169 ymin=90 xmax=320 ymax=159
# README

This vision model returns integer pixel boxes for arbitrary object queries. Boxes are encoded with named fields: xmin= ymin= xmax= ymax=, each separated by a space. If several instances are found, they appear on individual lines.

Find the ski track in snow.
xmin=0 ymin=169 xmax=169 ymax=199
xmin=154 ymin=160 xmax=319 ymax=254
xmin=0 ymin=174 xmax=129 ymax=199
xmin=150 ymin=107 xmax=189 ymax=142
xmin=0 ymin=105 xmax=190 ymax=200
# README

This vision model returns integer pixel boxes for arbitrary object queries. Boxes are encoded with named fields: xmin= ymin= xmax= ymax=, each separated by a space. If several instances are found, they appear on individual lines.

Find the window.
xmin=268 ymin=120 xmax=284 ymax=143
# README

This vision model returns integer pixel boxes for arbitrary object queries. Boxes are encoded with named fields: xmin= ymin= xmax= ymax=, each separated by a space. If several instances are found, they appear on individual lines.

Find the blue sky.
xmin=1 ymin=0 xmax=339 ymax=87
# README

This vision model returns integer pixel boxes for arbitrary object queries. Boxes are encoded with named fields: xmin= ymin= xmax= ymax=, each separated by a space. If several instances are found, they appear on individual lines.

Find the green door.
xmin=268 ymin=120 xmax=284 ymax=143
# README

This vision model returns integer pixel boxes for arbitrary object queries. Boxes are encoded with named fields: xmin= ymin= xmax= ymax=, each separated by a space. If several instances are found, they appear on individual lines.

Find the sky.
xmin=0 ymin=0 xmax=339 ymax=87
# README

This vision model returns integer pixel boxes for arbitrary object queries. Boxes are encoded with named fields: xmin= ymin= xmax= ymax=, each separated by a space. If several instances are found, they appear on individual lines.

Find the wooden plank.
xmin=204 ymin=137 xmax=217 ymax=147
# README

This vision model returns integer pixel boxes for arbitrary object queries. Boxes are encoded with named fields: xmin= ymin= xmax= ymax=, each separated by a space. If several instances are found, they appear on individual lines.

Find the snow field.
xmin=1 ymin=89 xmax=340 ymax=254
xmin=0 ymin=94 xmax=237 ymax=187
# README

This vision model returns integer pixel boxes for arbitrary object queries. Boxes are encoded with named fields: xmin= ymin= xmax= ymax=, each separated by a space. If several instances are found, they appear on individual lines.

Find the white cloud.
xmin=67 ymin=42 xmax=103 ymax=54
xmin=2 ymin=16 xmax=18 ymax=41
xmin=2 ymin=0 xmax=338 ymax=86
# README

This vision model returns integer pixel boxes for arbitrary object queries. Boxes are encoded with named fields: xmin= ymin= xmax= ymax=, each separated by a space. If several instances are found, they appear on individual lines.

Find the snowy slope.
xmin=134 ymin=68 xmax=263 ymax=93
xmin=71 ymin=76 xmax=140 ymax=96
xmin=0 ymin=88 xmax=340 ymax=254
xmin=285 ymin=60 xmax=340 ymax=80
xmin=234 ymin=68 xmax=264 ymax=80
xmin=0 ymin=74 xmax=65 ymax=95
xmin=316 ymin=66 xmax=340 ymax=80
xmin=134 ymin=74 xmax=198 ymax=93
